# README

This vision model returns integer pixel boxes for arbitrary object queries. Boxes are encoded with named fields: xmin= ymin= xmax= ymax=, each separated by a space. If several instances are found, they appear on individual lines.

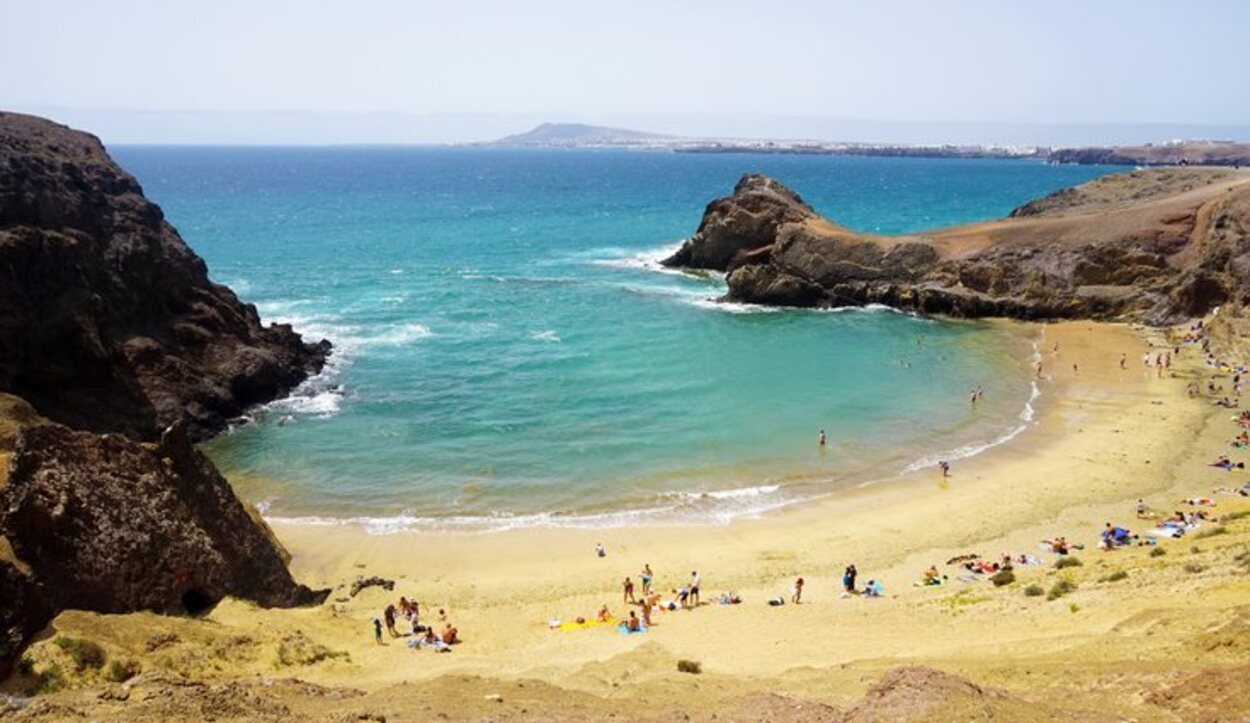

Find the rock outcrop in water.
xmin=0 ymin=113 xmax=331 ymax=677
xmin=663 ymin=169 xmax=1250 ymax=323
xmin=0 ymin=111 xmax=330 ymax=442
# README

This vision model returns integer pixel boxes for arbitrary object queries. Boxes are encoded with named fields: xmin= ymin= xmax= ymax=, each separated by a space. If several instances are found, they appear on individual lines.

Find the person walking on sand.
xmin=623 ymin=576 xmax=636 ymax=604
xmin=384 ymin=604 xmax=399 ymax=638
xmin=641 ymin=563 xmax=653 ymax=594
xmin=689 ymin=571 xmax=702 ymax=606
xmin=843 ymin=564 xmax=858 ymax=594
xmin=792 ymin=576 xmax=805 ymax=604
xmin=372 ymin=617 xmax=384 ymax=646
xmin=1120 ymin=353 xmax=1127 ymax=370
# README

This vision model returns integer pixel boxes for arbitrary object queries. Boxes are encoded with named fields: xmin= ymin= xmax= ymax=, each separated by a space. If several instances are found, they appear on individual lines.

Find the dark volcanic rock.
xmin=0 ymin=111 xmax=330 ymax=441
xmin=0 ymin=419 xmax=329 ymax=674
xmin=662 ymin=173 xmax=816 ymax=270
xmin=667 ymin=171 xmax=1250 ymax=323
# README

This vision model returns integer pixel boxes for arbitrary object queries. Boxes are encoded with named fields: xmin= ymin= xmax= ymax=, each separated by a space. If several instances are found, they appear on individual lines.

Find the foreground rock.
xmin=0 ymin=111 xmax=330 ymax=441
xmin=0 ymin=416 xmax=329 ymax=675
xmin=664 ymin=169 xmax=1250 ymax=323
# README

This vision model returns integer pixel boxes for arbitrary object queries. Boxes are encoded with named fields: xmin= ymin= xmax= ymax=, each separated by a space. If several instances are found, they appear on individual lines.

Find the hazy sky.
xmin=3 ymin=0 xmax=1248 ymax=144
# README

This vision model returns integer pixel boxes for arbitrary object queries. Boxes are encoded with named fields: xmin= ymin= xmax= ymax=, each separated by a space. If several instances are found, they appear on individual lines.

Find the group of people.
xmin=371 ymin=596 xmax=459 ymax=653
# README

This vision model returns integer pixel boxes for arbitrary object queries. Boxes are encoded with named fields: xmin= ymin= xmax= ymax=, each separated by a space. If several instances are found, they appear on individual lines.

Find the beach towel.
xmin=617 ymin=624 xmax=648 ymax=636
xmin=555 ymin=616 xmax=614 ymax=632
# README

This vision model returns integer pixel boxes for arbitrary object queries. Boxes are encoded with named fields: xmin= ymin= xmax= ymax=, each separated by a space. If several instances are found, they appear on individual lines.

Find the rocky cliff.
xmin=0 ymin=408 xmax=329 ymax=674
xmin=0 ymin=111 xmax=329 ymax=441
xmin=0 ymin=113 xmax=332 ymax=677
xmin=663 ymin=169 xmax=1250 ymax=323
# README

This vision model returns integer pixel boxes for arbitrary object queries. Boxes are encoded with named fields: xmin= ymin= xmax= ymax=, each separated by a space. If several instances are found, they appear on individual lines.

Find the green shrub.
xmin=1100 ymin=570 xmax=1129 ymax=583
xmin=1184 ymin=562 xmax=1206 ymax=574
xmin=16 ymin=656 xmax=35 ymax=676
xmin=1222 ymin=509 xmax=1250 ymax=522
xmin=677 ymin=659 xmax=702 ymax=674
xmin=28 ymin=663 xmax=64 ymax=695
xmin=1054 ymin=556 xmax=1083 ymax=569
xmin=989 ymin=569 xmax=1016 ymax=587
xmin=1069 ymin=603 xmax=1081 ymax=613
xmin=53 ymin=636 xmax=106 ymax=671
xmin=1047 ymin=579 xmax=1078 ymax=601
xmin=1194 ymin=527 xmax=1227 ymax=539
xmin=1023 ymin=584 xmax=1045 ymax=597
xmin=1150 ymin=547 xmax=1167 ymax=557
xmin=104 ymin=658 xmax=141 ymax=683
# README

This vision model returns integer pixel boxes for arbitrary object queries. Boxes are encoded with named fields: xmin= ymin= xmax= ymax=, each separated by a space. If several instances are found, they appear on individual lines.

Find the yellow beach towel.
xmin=555 ymin=616 xmax=614 ymax=632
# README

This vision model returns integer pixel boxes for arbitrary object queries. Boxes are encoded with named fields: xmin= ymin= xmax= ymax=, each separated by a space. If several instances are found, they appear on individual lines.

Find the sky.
xmin=2 ymin=0 xmax=1249 ymax=145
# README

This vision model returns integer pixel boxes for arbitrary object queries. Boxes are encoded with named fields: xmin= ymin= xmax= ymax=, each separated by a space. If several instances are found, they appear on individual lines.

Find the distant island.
xmin=485 ymin=122 xmax=1250 ymax=166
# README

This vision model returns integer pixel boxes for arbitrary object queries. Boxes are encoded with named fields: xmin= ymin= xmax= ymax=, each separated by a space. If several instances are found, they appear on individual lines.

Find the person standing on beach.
xmin=843 ymin=564 xmax=858 ymax=594
xmin=384 ymin=604 xmax=399 ymax=638
xmin=792 ymin=576 xmax=804 ymax=604
xmin=372 ymin=617 xmax=384 ymax=646
xmin=938 ymin=460 xmax=950 ymax=478
xmin=1120 ymin=353 xmax=1127 ymax=370
xmin=689 ymin=571 xmax=702 ymax=606
xmin=623 ymin=577 xmax=636 ymax=604
xmin=641 ymin=563 xmax=653 ymax=594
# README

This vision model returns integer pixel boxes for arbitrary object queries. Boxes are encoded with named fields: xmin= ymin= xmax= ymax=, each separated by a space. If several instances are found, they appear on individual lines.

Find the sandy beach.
xmin=16 ymin=318 xmax=1250 ymax=720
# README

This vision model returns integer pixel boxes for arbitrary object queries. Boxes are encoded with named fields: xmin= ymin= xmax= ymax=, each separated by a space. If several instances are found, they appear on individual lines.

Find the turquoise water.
xmin=112 ymin=148 xmax=1114 ymax=530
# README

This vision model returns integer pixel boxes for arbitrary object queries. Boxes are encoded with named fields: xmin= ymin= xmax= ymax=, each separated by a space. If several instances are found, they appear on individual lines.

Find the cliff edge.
xmin=0 ymin=111 xmax=330 ymax=442
xmin=663 ymin=169 xmax=1250 ymax=323
xmin=0 ymin=114 xmax=331 ymax=678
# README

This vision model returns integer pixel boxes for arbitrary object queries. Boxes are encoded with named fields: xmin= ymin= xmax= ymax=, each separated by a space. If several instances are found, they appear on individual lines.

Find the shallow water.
xmin=112 ymin=147 xmax=1115 ymax=529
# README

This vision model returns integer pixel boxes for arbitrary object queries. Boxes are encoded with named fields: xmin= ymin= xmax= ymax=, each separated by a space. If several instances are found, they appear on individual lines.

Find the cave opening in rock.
xmin=181 ymin=588 xmax=214 ymax=616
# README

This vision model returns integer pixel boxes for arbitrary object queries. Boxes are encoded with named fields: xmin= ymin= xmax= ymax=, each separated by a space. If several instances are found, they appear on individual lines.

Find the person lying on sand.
xmin=1042 ymin=537 xmax=1083 ymax=555
xmin=922 ymin=565 xmax=945 ymax=585
xmin=1182 ymin=497 xmax=1216 ymax=507
xmin=1100 ymin=523 xmax=1136 ymax=549
xmin=716 ymin=592 xmax=742 ymax=605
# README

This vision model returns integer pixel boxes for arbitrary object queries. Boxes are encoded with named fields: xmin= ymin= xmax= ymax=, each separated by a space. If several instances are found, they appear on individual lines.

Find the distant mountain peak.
xmin=491 ymin=122 xmax=676 ymax=147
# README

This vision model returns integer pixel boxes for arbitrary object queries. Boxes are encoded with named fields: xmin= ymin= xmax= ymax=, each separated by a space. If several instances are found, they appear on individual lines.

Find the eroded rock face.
xmin=0 ymin=420 xmax=329 ymax=673
xmin=662 ymin=174 xmax=817 ymax=270
xmin=666 ymin=171 xmax=1250 ymax=322
xmin=0 ymin=112 xmax=330 ymax=441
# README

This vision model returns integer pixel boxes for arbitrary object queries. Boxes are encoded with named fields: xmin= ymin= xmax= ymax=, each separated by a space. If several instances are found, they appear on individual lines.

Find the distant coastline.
xmin=480 ymin=121 xmax=1250 ymax=166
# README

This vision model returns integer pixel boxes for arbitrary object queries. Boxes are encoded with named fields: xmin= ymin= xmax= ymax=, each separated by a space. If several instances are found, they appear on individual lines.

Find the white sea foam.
xmin=900 ymin=339 xmax=1044 ymax=474
xmin=363 ymin=323 xmax=433 ymax=347
xmin=529 ymin=330 xmax=561 ymax=343
xmin=264 ymin=483 xmax=807 ymax=534
xmin=592 ymin=241 xmax=690 ymax=276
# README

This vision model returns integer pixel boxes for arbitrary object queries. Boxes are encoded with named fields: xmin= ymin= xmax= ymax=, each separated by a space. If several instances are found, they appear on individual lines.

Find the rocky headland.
xmin=0 ymin=113 xmax=330 ymax=676
xmin=663 ymin=169 xmax=1250 ymax=322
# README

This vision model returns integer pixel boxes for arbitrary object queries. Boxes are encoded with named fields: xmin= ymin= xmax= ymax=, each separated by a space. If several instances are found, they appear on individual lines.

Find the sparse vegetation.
xmin=275 ymin=632 xmax=350 ymax=667
xmin=1235 ymin=549 xmax=1250 ymax=571
xmin=989 ymin=569 xmax=1016 ymax=587
xmin=16 ymin=655 xmax=35 ymax=676
xmin=27 ymin=662 xmax=65 ymax=695
xmin=1054 ymin=556 xmax=1083 ymax=569
xmin=144 ymin=632 xmax=181 ymax=652
xmin=1184 ymin=562 xmax=1206 ymax=574
xmin=104 ymin=658 xmax=141 ymax=683
xmin=1024 ymin=584 xmax=1045 ymax=597
xmin=677 ymin=659 xmax=702 ymax=674
xmin=1047 ymin=579 xmax=1078 ymax=601
xmin=1100 ymin=570 xmax=1129 ymax=583
xmin=1222 ymin=509 xmax=1250 ymax=522
xmin=1069 ymin=603 xmax=1081 ymax=613
xmin=53 ymin=636 xmax=106 ymax=672
xmin=1150 ymin=547 xmax=1167 ymax=558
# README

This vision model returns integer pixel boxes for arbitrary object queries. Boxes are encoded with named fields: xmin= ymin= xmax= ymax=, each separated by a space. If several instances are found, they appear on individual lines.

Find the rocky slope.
xmin=663 ymin=169 xmax=1250 ymax=323
xmin=0 ymin=113 xmax=332 ymax=678
xmin=0 ymin=111 xmax=329 ymax=441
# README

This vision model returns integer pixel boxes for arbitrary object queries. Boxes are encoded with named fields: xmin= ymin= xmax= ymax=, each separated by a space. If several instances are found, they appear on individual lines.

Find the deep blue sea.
xmin=112 ymin=147 xmax=1115 ymax=531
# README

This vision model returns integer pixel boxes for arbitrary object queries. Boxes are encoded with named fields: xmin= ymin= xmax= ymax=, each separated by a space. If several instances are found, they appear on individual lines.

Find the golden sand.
xmin=11 ymin=320 xmax=1250 ymax=720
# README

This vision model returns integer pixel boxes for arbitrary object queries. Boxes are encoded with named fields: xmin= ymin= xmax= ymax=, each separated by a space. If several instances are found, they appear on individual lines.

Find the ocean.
xmin=111 ymin=147 xmax=1116 ymax=531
